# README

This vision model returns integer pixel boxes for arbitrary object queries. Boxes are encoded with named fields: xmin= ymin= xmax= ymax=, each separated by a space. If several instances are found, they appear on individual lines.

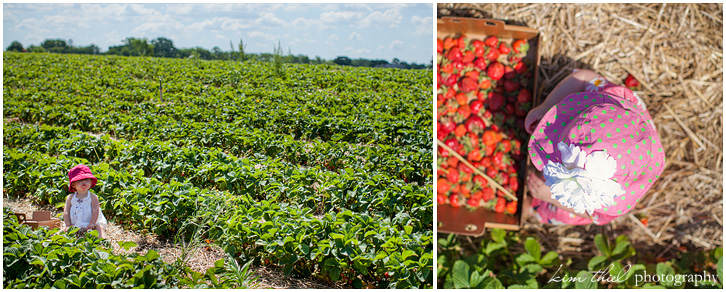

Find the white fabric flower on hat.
xmin=543 ymin=142 xmax=624 ymax=215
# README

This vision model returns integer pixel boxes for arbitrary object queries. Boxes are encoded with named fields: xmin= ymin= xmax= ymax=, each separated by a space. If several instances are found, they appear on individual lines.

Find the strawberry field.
xmin=3 ymin=52 xmax=433 ymax=288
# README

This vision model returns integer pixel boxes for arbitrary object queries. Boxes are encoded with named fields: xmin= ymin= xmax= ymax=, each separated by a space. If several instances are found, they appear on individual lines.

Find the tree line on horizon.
xmin=5 ymin=37 xmax=431 ymax=70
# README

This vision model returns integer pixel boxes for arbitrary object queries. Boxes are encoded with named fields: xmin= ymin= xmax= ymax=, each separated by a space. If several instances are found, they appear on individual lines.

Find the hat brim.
xmin=69 ymin=173 xmax=97 ymax=192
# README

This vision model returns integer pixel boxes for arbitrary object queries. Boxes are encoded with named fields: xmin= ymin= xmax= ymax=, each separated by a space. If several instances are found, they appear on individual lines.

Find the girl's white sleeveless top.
xmin=70 ymin=192 xmax=108 ymax=228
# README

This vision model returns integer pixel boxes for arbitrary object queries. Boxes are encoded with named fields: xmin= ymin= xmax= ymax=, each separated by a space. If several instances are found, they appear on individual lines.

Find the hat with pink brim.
xmin=527 ymin=86 xmax=665 ymax=224
xmin=68 ymin=164 xmax=97 ymax=192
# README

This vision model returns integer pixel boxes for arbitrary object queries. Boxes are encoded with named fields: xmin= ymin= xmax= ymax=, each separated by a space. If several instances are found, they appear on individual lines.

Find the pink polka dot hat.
xmin=527 ymin=89 xmax=665 ymax=224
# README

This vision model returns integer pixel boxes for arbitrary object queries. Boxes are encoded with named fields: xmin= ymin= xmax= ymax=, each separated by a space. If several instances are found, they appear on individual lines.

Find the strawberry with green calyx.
xmin=624 ymin=74 xmax=639 ymax=89
xmin=447 ymin=46 xmax=463 ymax=62
xmin=498 ymin=43 xmax=511 ymax=54
xmin=513 ymin=61 xmax=527 ymax=74
xmin=505 ymin=201 xmax=518 ymax=214
xmin=486 ymin=61 xmax=504 ymax=81
xmin=470 ymin=99 xmax=483 ymax=114
xmin=485 ymin=47 xmax=500 ymax=62
xmin=494 ymin=197 xmax=506 ymax=213
xmin=484 ymin=36 xmax=498 ymax=48
xmin=459 ymin=76 xmax=478 ymax=93
xmin=449 ymin=194 xmax=461 ymax=208
xmin=464 ymin=115 xmax=486 ymax=134
xmin=473 ymin=57 xmax=488 ymax=71
xmin=512 ymin=39 xmax=529 ymax=54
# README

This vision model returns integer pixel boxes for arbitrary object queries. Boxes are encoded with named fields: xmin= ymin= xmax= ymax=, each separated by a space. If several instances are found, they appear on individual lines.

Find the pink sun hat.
xmin=527 ymin=85 xmax=665 ymax=225
xmin=68 ymin=164 xmax=98 ymax=192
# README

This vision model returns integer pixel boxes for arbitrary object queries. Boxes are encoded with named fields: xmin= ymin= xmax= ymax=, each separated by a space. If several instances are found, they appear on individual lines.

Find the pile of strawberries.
xmin=436 ymin=35 xmax=534 ymax=215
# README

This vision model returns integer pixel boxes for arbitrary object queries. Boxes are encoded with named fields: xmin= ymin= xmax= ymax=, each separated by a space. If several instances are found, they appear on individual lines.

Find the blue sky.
xmin=3 ymin=3 xmax=433 ymax=64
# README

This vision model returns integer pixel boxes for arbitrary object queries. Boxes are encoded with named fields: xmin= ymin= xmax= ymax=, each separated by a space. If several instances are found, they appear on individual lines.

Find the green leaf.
xmin=482 ymin=277 xmax=504 ymax=289
xmin=485 ymin=242 xmax=505 ymax=255
xmin=574 ymin=270 xmax=598 ymax=289
xmin=469 ymin=270 xmax=487 ymax=288
xmin=718 ymin=256 xmax=723 ymax=285
xmin=516 ymin=253 xmax=537 ymax=267
xmin=524 ymin=237 xmax=541 ymax=261
xmin=540 ymin=251 xmax=559 ymax=267
xmin=656 ymin=262 xmax=675 ymax=288
xmin=403 ymin=225 xmax=413 ymax=235
xmin=611 ymin=240 xmax=632 ymax=260
xmin=452 ymin=260 xmax=471 ymax=289
xmin=587 ymin=255 xmax=609 ymax=271
xmin=594 ymin=234 xmax=610 ymax=257
xmin=490 ymin=229 xmax=505 ymax=243
xmin=118 ymin=241 xmax=137 ymax=251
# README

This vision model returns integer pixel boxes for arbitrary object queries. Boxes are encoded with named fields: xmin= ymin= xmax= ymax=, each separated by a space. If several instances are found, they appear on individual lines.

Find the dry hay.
xmin=438 ymin=3 xmax=723 ymax=259
xmin=2 ymin=197 xmax=333 ymax=289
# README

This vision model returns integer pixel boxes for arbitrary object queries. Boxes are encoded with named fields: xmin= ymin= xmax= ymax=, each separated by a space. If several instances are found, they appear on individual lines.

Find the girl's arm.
xmin=88 ymin=194 xmax=100 ymax=229
xmin=63 ymin=195 xmax=73 ymax=230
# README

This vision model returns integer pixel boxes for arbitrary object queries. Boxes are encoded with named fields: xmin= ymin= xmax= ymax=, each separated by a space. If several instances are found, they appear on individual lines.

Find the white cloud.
xmin=357 ymin=8 xmax=402 ymax=29
xmin=247 ymin=31 xmax=276 ymax=41
xmin=327 ymin=34 xmax=340 ymax=42
xmin=390 ymin=40 xmax=404 ymax=50
xmin=345 ymin=46 xmax=370 ymax=55
xmin=377 ymin=45 xmax=386 ymax=51
xmin=255 ymin=12 xmax=287 ymax=26
xmin=410 ymin=15 xmax=433 ymax=35
xmin=349 ymin=32 xmax=363 ymax=41
xmin=320 ymin=10 xmax=362 ymax=25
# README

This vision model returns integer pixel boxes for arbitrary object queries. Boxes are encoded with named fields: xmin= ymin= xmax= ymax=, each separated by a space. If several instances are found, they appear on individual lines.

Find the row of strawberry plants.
xmin=3 ymin=147 xmax=433 ymax=288
xmin=3 ymin=99 xmax=430 ymax=185
xmin=3 ymin=210 xmax=254 ymax=288
xmin=3 ymin=122 xmax=431 ymax=224
xmin=3 ymin=53 xmax=431 ymax=150
xmin=438 ymin=229 xmax=722 ymax=288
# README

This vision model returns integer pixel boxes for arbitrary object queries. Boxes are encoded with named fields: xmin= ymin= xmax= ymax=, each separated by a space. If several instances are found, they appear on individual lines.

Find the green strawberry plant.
xmin=438 ymin=229 xmax=722 ymax=289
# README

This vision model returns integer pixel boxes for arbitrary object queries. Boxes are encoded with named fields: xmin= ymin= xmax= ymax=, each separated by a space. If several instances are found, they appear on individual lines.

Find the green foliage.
xmin=3 ymin=52 xmax=433 ymax=288
xmin=2 ymin=209 xmax=249 ymax=289
xmin=438 ymin=230 xmax=723 ymax=289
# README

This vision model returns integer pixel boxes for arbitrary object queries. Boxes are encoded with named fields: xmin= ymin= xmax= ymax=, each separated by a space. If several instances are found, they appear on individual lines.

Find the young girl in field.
xmin=523 ymin=69 xmax=665 ymax=225
xmin=63 ymin=164 xmax=108 ymax=238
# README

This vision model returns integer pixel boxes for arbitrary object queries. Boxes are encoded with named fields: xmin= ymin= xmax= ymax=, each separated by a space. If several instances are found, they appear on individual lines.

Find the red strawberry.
xmin=472 ymin=39 xmax=485 ymax=49
xmin=460 ymin=77 xmax=478 ymax=93
xmin=513 ymin=62 xmax=527 ymax=74
xmin=484 ymin=36 xmax=498 ymax=48
xmin=467 ymin=197 xmax=480 ymax=207
xmin=454 ymin=124 xmax=466 ymax=137
xmin=443 ymin=37 xmax=456 ymax=50
xmin=437 ymin=38 xmax=444 ymax=54
xmin=456 ymin=104 xmax=471 ymax=120
xmin=462 ymin=50 xmax=475 ymax=64
xmin=515 ymin=103 xmax=528 ymax=117
xmin=447 ymin=47 xmax=463 ymax=62
xmin=467 ymin=148 xmax=482 ymax=162
xmin=464 ymin=115 xmax=486 ymax=133
xmin=437 ymin=194 xmax=447 ymax=205
xmin=470 ymin=100 xmax=483 ymax=114
xmin=450 ymin=194 xmax=461 ymax=208
xmin=517 ymin=89 xmax=532 ymax=103
xmin=443 ymin=74 xmax=457 ymax=87
xmin=624 ymin=74 xmax=639 ymax=89
xmin=479 ymin=78 xmax=491 ymax=90
xmin=482 ymin=130 xmax=501 ymax=146
xmin=504 ymin=80 xmax=520 ymax=92
xmin=455 ymin=92 xmax=468 ymax=106
xmin=473 ymin=175 xmax=488 ymax=188
xmin=458 ymin=163 xmax=473 ymax=174
xmin=498 ymin=43 xmax=510 ymax=54
xmin=446 ymin=167 xmax=460 ymax=183
xmin=437 ymin=178 xmax=451 ymax=195
xmin=488 ymin=92 xmax=505 ymax=111
xmin=508 ymin=176 xmax=519 ymax=192
xmin=512 ymin=39 xmax=529 ymax=53
xmin=503 ymin=65 xmax=515 ymax=79
xmin=486 ymin=62 xmax=504 ymax=80
xmin=482 ymin=188 xmax=495 ymax=202
xmin=485 ymin=48 xmax=500 ymax=62
xmin=473 ymin=57 xmax=487 ymax=71
xmin=486 ymin=167 xmax=497 ymax=178
xmin=457 ymin=36 xmax=467 ymax=49
xmin=495 ymin=197 xmax=506 ymax=213
xmin=505 ymin=201 xmax=518 ymax=214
